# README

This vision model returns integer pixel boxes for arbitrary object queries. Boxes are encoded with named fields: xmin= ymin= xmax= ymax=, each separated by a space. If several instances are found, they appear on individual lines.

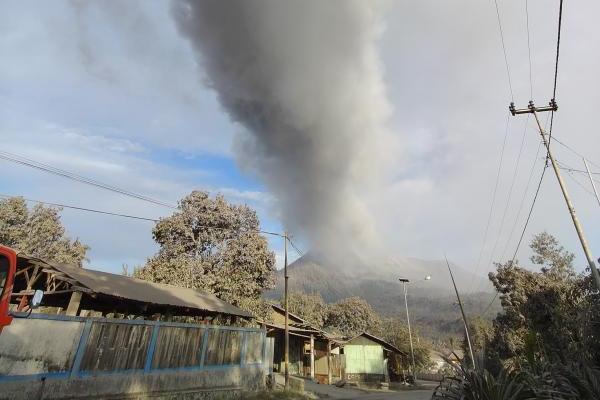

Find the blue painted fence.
xmin=0 ymin=313 xmax=269 ymax=382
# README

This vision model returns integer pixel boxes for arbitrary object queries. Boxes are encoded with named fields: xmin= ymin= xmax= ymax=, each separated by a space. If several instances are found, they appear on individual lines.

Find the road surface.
xmin=304 ymin=380 xmax=433 ymax=400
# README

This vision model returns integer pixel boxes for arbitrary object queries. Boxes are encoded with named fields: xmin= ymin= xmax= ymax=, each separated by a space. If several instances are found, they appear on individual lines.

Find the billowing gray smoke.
xmin=172 ymin=0 xmax=393 ymax=258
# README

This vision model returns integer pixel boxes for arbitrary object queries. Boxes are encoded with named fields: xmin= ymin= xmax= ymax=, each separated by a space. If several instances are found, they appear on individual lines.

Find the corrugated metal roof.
xmin=18 ymin=253 xmax=253 ymax=318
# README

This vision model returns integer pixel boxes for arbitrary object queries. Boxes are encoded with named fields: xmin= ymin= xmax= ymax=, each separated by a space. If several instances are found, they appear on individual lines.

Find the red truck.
xmin=0 ymin=246 xmax=16 ymax=331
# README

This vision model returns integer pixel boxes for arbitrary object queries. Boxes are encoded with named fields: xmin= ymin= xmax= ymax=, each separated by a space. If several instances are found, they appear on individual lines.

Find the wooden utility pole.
xmin=583 ymin=158 xmax=600 ymax=208
xmin=445 ymin=257 xmax=475 ymax=367
xmin=510 ymin=100 xmax=600 ymax=291
xmin=284 ymin=232 xmax=289 ymax=389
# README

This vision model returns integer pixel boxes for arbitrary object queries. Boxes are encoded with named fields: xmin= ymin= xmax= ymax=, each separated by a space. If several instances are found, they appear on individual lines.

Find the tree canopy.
xmin=285 ymin=291 xmax=328 ymax=328
xmin=134 ymin=191 xmax=276 ymax=318
xmin=0 ymin=197 xmax=89 ymax=266
xmin=324 ymin=296 xmax=381 ymax=337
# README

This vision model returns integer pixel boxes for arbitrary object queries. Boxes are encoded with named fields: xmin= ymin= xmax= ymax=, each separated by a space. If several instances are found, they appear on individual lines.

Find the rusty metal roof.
xmin=18 ymin=253 xmax=253 ymax=318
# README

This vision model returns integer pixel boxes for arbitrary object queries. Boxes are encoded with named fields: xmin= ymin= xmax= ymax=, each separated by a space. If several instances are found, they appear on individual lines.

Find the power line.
xmin=0 ymin=150 xmax=177 ymax=209
xmin=0 ymin=194 xmax=159 ymax=222
xmin=548 ymin=0 xmax=564 ymax=146
xmin=486 ymin=115 xmax=530 ymax=269
xmin=0 ymin=193 xmax=285 ymax=238
xmin=525 ymin=0 xmax=533 ymax=99
xmin=551 ymin=136 xmax=600 ymax=171
xmin=510 ymin=163 xmax=546 ymax=264
xmin=471 ymin=115 xmax=511 ymax=290
xmin=493 ymin=0 xmax=514 ymax=102
xmin=500 ymin=140 xmax=543 ymax=260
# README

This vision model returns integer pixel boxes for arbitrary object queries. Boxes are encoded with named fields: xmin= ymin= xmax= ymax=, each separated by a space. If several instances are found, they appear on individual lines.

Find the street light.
xmin=398 ymin=276 xmax=431 ymax=383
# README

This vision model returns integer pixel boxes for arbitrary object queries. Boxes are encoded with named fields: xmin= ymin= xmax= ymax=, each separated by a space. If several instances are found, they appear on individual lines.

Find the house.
xmin=261 ymin=304 xmax=403 ymax=387
xmin=262 ymin=303 xmax=331 ymax=379
xmin=340 ymin=332 xmax=403 ymax=386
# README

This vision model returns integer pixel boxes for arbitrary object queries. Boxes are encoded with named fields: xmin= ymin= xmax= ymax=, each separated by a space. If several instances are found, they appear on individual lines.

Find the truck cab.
xmin=0 ymin=246 xmax=16 ymax=330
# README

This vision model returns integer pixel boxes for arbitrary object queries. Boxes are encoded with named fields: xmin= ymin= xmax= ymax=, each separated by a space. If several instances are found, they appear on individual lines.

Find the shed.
xmin=341 ymin=332 xmax=403 ymax=386
xmin=10 ymin=252 xmax=252 ymax=321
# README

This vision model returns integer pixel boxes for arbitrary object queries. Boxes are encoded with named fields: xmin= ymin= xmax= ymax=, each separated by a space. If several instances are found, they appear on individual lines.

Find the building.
xmin=0 ymin=251 xmax=270 ymax=399
xmin=262 ymin=304 xmax=403 ymax=387
xmin=341 ymin=332 xmax=403 ymax=386
xmin=10 ymin=253 xmax=252 ymax=321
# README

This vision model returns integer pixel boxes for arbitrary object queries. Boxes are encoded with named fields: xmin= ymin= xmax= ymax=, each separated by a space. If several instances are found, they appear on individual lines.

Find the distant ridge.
xmin=265 ymin=251 xmax=495 ymax=339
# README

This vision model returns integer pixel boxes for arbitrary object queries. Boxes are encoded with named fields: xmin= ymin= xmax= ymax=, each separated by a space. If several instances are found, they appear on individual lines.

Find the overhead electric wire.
xmin=0 ymin=194 xmax=159 ymax=222
xmin=0 ymin=150 xmax=177 ymax=209
xmin=485 ymin=116 xmax=530 ymax=270
xmin=500 ymin=113 xmax=550 ymax=261
xmin=500 ymin=140 xmax=543 ymax=260
xmin=471 ymin=116 xmax=511 ymax=291
xmin=0 ymin=193 xmax=285 ymax=238
xmin=525 ymin=0 xmax=534 ymax=99
xmin=548 ymin=0 xmax=564 ymax=146
xmin=493 ymin=0 xmax=514 ymax=102
xmin=482 ymin=162 xmax=548 ymax=317
xmin=551 ymin=136 xmax=600 ymax=170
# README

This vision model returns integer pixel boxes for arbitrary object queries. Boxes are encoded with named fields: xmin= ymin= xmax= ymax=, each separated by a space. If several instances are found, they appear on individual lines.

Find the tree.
xmin=133 ymin=191 xmax=276 ymax=318
xmin=324 ymin=296 xmax=381 ymax=337
xmin=380 ymin=317 xmax=433 ymax=375
xmin=487 ymin=232 xmax=586 ymax=370
xmin=0 ymin=197 xmax=88 ymax=266
xmin=285 ymin=291 xmax=327 ymax=328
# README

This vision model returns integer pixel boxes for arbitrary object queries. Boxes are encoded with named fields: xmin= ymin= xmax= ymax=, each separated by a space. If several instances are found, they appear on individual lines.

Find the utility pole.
xmin=510 ymin=100 xmax=600 ymax=291
xmin=445 ymin=256 xmax=475 ymax=368
xmin=583 ymin=158 xmax=600 ymax=208
xmin=284 ymin=232 xmax=289 ymax=389
xmin=398 ymin=278 xmax=416 ymax=381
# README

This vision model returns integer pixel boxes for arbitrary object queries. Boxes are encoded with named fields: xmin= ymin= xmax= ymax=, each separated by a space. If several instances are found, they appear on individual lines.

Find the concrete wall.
xmin=0 ymin=366 xmax=265 ymax=400
xmin=0 ymin=318 xmax=83 ymax=375
xmin=0 ymin=314 xmax=269 ymax=399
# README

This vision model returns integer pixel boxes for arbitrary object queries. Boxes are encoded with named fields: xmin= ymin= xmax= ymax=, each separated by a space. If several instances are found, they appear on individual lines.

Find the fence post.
xmin=144 ymin=324 xmax=160 ymax=373
xmin=70 ymin=319 xmax=92 ymax=378
xmin=240 ymin=332 xmax=248 ymax=366
xmin=199 ymin=328 xmax=210 ymax=369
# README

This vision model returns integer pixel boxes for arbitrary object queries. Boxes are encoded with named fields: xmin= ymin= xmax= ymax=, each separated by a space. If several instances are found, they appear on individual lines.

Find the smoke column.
xmin=172 ymin=0 xmax=394 ymax=259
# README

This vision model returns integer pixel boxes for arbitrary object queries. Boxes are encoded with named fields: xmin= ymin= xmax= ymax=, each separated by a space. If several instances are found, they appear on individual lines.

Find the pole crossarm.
xmin=509 ymin=99 xmax=558 ymax=116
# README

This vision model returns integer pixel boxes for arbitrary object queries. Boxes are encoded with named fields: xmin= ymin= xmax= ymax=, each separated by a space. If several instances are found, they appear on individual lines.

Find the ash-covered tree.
xmin=486 ymin=231 xmax=587 ymax=371
xmin=324 ymin=296 xmax=381 ymax=337
xmin=284 ymin=291 xmax=327 ymax=328
xmin=134 ymin=191 xmax=276 ymax=318
xmin=0 ymin=197 xmax=89 ymax=266
xmin=380 ymin=318 xmax=433 ymax=375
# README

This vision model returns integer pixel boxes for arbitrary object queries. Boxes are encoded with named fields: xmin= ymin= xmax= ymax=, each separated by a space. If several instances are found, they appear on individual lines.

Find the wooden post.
xmin=66 ymin=291 xmax=82 ymax=316
xmin=310 ymin=334 xmax=315 ymax=380
xmin=327 ymin=340 xmax=332 ymax=384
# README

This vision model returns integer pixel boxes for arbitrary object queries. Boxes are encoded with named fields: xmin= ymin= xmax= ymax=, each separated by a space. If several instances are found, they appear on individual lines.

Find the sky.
xmin=1 ymin=0 xmax=599 ymax=291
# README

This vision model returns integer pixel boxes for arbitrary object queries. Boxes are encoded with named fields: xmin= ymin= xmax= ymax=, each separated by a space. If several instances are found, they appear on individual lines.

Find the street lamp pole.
xmin=399 ymin=278 xmax=415 ymax=380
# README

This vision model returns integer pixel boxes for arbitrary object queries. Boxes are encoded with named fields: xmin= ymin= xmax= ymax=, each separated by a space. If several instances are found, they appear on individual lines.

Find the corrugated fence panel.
xmin=80 ymin=322 xmax=152 ymax=372
xmin=205 ymin=329 xmax=242 ymax=365
xmin=244 ymin=332 xmax=263 ymax=364
xmin=151 ymin=326 xmax=204 ymax=369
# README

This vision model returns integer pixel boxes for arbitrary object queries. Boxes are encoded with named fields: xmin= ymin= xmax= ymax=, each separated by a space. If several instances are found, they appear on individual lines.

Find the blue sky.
xmin=2 ymin=0 xmax=600 ymax=286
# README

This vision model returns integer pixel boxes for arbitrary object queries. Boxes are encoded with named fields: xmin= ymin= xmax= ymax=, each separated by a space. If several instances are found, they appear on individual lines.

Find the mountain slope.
xmin=265 ymin=252 xmax=496 ymax=339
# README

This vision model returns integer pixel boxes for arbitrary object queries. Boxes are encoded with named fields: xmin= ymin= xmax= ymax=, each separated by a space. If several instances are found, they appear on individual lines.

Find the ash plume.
xmin=172 ymin=0 xmax=394 ymax=258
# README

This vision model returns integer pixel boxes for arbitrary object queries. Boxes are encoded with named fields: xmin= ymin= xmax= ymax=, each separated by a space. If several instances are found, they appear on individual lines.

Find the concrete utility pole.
xmin=284 ymin=232 xmax=289 ymax=389
xmin=445 ymin=257 xmax=475 ymax=368
xmin=398 ymin=278 xmax=416 ymax=380
xmin=583 ymin=158 xmax=600 ymax=208
xmin=510 ymin=100 xmax=600 ymax=291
